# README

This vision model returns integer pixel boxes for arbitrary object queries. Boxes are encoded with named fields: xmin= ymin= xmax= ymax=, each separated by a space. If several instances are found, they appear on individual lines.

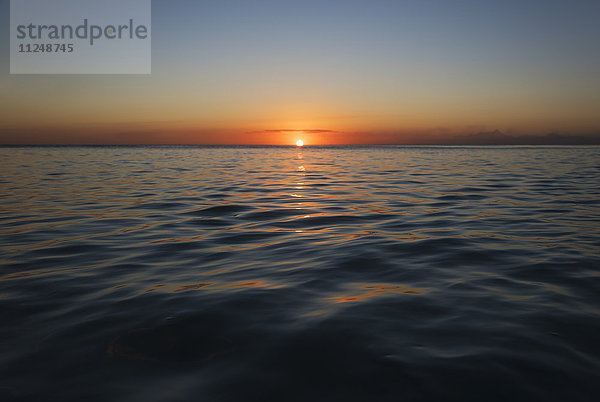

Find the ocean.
xmin=1 ymin=145 xmax=599 ymax=401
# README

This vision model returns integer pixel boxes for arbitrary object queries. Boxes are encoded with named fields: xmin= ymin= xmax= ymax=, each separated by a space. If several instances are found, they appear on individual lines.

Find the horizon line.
xmin=3 ymin=143 xmax=600 ymax=147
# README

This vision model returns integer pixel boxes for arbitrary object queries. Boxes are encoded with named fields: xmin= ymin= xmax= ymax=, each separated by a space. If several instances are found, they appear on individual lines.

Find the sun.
xmin=296 ymin=139 xmax=304 ymax=147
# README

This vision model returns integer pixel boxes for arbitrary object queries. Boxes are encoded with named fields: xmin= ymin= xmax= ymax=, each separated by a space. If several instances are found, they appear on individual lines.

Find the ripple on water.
xmin=0 ymin=146 xmax=599 ymax=401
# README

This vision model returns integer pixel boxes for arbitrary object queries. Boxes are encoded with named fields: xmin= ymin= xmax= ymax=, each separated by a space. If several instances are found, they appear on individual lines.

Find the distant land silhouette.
xmin=447 ymin=130 xmax=600 ymax=145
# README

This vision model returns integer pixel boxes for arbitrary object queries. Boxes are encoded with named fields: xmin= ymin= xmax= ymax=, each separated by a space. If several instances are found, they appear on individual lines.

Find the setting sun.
xmin=296 ymin=140 xmax=304 ymax=147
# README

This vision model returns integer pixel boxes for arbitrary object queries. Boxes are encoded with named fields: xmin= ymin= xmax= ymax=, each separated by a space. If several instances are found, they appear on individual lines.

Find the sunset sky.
xmin=1 ymin=0 xmax=599 ymax=145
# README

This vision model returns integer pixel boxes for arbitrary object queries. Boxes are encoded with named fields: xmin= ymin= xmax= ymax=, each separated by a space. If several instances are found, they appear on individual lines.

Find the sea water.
xmin=1 ymin=145 xmax=599 ymax=401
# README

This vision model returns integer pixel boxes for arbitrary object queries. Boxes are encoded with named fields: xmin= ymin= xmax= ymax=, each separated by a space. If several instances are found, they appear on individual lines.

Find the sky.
xmin=1 ymin=0 xmax=599 ymax=145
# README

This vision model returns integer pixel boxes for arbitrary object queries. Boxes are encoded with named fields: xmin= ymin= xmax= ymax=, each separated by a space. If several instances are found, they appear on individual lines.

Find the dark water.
xmin=1 ymin=145 xmax=599 ymax=401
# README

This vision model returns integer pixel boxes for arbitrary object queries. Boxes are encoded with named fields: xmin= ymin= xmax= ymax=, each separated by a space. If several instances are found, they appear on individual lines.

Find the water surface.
xmin=1 ymin=146 xmax=599 ymax=401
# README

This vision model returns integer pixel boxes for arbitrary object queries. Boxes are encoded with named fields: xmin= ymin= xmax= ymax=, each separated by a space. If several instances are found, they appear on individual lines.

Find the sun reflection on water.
xmin=331 ymin=284 xmax=429 ymax=303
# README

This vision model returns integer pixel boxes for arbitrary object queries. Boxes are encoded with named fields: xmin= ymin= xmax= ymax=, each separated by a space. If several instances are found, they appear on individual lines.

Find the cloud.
xmin=247 ymin=129 xmax=335 ymax=134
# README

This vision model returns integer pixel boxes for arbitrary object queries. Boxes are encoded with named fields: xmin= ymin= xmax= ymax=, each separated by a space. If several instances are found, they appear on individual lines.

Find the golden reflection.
xmin=331 ymin=283 xmax=429 ymax=303
xmin=143 ymin=284 xmax=168 ymax=293
xmin=140 ymin=280 xmax=284 ymax=294
xmin=300 ymin=307 xmax=336 ymax=319
xmin=215 ymin=238 xmax=288 ymax=252
xmin=174 ymin=283 xmax=212 ymax=292
xmin=223 ymin=280 xmax=284 ymax=289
